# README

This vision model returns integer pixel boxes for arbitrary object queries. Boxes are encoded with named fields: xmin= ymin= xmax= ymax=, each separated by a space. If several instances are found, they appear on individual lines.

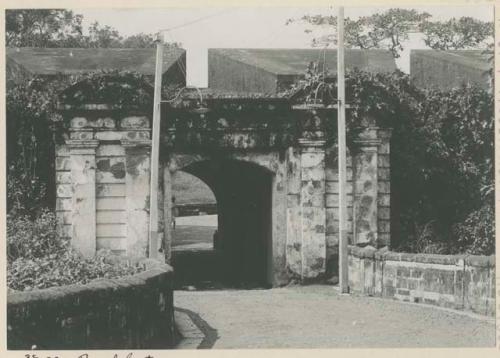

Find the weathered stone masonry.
xmin=348 ymin=245 xmax=496 ymax=316
xmin=56 ymin=108 xmax=152 ymax=257
xmin=56 ymin=101 xmax=392 ymax=286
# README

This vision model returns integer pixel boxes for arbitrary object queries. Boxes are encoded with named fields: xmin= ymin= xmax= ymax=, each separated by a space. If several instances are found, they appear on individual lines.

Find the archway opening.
xmin=171 ymin=170 xmax=218 ymax=251
xmin=171 ymin=159 xmax=273 ymax=289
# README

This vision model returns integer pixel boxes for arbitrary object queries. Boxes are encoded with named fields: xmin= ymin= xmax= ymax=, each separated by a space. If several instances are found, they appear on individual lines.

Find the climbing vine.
xmin=287 ymin=63 xmax=494 ymax=254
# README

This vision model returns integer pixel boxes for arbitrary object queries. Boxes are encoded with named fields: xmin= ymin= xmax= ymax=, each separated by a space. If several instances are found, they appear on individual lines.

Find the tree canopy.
xmin=287 ymin=8 xmax=493 ymax=57
xmin=420 ymin=17 xmax=493 ymax=50
xmin=6 ymin=9 xmax=180 ymax=48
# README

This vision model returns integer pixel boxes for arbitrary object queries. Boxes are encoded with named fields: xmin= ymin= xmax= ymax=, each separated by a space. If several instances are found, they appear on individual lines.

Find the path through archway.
xmin=171 ymin=159 xmax=273 ymax=288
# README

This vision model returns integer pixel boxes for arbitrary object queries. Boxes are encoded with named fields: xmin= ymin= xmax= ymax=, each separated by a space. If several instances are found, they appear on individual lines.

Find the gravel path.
xmin=175 ymin=285 xmax=496 ymax=348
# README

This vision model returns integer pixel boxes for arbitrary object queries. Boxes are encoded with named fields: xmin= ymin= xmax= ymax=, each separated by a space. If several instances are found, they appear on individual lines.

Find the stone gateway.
xmin=55 ymin=95 xmax=392 ymax=287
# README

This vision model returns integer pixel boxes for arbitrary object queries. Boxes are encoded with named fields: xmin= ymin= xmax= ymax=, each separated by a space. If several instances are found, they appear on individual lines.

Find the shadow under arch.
xmin=173 ymin=158 xmax=274 ymax=288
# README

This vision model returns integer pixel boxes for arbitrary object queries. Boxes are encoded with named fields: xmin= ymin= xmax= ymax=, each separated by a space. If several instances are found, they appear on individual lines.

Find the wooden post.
xmin=148 ymin=33 xmax=164 ymax=259
xmin=337 ymin=6 xmax=349 ymax=293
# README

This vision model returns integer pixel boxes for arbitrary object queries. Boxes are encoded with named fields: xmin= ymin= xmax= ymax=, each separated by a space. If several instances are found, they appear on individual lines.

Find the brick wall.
xmin=7 ymin=260 xmax=175 ymax=349
xmin=348 ymin=245 xmax=495 ymax=316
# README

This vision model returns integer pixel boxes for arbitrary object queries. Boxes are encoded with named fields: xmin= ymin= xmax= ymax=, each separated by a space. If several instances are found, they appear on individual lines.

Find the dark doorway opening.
xmin=171 ymin=159 xmax=273 ymax=289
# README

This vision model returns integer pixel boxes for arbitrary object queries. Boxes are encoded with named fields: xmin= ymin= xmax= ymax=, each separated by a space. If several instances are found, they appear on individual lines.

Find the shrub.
xmin=8 ymin=249 xmax=144 ymax=291
xmin=454 ymin=200 xmax=495 ymax=255
xmin=7 ymin=209 xmax=65 ymax=262
xmin=7 ymin=210 xmax=144 ymax=291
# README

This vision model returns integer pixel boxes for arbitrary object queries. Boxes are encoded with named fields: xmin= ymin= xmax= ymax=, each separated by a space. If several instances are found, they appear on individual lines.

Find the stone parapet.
xmin=348 ymin=245 xmax=495 ymax=316
xmin=7 ymin=260 xmax=175 ymax=349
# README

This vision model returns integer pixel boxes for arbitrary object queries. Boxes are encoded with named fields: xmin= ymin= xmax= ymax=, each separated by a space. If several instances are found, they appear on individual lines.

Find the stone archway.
xmin=164 ymin=156 xmax=277 ymax=287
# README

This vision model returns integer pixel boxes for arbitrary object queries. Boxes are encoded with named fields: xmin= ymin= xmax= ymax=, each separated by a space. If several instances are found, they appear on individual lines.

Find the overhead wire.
xmin=158 ymin=8 xmax=234 ymax=33
xmin=159 ymin=9 xmax=242 ymax=93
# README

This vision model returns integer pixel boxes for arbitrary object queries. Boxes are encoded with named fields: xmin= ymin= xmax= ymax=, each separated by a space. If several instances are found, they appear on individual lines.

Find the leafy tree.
xmin=6 ymin=9 xmax=84 ymax=47
xmin=6 ymin=9 xmax=175 ymax=48
xmin=287 ymin=8 xmax=431 ymax=57
xmin=420 ymin=17 xmax=493 ymax=50
xmin=84 ymin=21 xmax=123 ymax=48
xmin=122 ymin=33 xmax=157 ymax=48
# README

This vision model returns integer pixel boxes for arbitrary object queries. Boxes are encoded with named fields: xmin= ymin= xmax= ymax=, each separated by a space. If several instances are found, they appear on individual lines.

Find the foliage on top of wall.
xmin=60 ymin=71 xmax=154 ymax=107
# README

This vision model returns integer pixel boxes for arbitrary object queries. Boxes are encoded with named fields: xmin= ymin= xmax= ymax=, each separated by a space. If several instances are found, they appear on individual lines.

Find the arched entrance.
xmin=168 ymin=158 xmax=274 ymax=287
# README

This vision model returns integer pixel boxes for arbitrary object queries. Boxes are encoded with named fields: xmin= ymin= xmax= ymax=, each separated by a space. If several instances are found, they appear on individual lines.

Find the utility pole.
xmin=337 ymin=6 xmax=349 ymax=293
xmin=148 ymin=32 xmax=164 ymax=259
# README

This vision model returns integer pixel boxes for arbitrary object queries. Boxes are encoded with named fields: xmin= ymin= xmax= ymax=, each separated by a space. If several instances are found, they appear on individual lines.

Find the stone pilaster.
xmin=377 ymin=129 xmax=392 ymax=247
xmin=67 ymin=139 xmax=99 ymax=257
xmin=352 ymin=127 xmax=382 ymax=246
xmin=122 ymin=139 xmax=151 ymax=258
xmin=298 ymin=138 xmax=327 ymax=279
xmin=285 ymin=147 xmax=302 ymax=278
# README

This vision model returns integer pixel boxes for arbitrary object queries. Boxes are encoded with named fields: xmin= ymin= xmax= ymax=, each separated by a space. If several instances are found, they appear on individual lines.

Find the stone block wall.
xmin=56 ymin=107 xmax=152 ymax=258
xmin=7 ymin=260 xmax=175 ymax=349
xmin=348 ymin=246 xmax=496 ymax=316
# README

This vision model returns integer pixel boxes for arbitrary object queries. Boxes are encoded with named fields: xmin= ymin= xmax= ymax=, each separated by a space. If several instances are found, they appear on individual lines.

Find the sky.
xmin=74 ymin=5 xmax=494 ymax=87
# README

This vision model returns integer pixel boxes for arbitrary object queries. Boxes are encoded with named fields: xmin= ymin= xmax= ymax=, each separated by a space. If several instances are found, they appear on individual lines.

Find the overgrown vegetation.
xmin=289 ymin=66 xmax=494 ymax=255
xmin=7 ymin=210 xmax=144 ymax=291
xmin=6 ymin=72 xmax=168 ymax=292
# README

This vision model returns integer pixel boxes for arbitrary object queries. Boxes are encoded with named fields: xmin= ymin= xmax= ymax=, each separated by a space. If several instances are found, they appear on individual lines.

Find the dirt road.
xmin=175 ymin=285 xmax=496 ymax=348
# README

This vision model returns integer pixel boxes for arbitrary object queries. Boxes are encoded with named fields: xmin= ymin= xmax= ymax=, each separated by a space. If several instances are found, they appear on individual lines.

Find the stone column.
xmin=377 ymin=129 xmax=392 ymax=247
xmin=352 ymin=127 xmax=381 ymax=246
xmin=122 ymin=139 xmax=151 ymax=258
xmin=299 ymin=138 xmax=327 ymax=279
xmin=285 ymin=147 xmax=302 ymax=279
xmin=67 ymin=139 xmax=99 ymax=258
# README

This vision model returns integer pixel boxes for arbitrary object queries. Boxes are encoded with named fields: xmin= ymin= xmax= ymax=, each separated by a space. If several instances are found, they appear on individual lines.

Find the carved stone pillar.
xmin=67 ymin=139 xmax=99 ymax=257
xmin=299 ymin=138 xmax=327 ymax=279
xmin=352 ymin=127 xmax=381 ymax=246
xmin=285 ymin=147 xmax=302 ymax=279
